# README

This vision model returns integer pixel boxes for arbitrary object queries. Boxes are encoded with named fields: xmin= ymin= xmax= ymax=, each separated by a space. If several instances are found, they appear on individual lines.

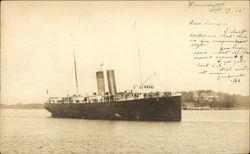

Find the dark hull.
xmin=45 ymin=96 xmax=181 ymax=121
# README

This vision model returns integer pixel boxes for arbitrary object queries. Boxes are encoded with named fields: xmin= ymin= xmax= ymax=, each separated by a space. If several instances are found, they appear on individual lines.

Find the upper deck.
xmin=47 ymin=90 xmax=180 ymax=104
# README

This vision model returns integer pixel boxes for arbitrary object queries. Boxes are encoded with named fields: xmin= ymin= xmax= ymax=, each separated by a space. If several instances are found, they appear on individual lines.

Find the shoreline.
xmin=1 ymin=107 xmax=249 ymax=110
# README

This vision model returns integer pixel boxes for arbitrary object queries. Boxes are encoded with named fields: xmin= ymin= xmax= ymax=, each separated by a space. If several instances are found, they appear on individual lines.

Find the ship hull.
xmin=45 ymin=96 xmax=181 ymax=121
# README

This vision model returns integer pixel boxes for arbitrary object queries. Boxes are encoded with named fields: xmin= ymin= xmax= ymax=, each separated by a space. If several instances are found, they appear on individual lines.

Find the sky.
xmin=1 ymin=1 xmax=249 ymax=104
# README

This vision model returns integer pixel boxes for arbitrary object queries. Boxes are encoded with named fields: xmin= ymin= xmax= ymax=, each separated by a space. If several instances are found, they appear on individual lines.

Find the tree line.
xmin=181 ymin=90 xmax=249 ymax=109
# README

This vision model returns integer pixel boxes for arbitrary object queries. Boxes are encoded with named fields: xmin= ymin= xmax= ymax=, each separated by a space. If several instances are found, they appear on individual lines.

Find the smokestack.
xmin=96 ymin=71 xmax=105 ymax=96
xmin=107 ymin=69 xmax=117 ymax=95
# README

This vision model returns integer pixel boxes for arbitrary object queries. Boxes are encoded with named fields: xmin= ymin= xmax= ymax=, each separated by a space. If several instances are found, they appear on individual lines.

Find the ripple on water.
xmin=0 ymin=109 xmax=249 ymax=154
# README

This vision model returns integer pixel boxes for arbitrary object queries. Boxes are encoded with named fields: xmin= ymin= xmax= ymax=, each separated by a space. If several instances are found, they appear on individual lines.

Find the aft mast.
xmin=133 ymin=21 xmax=143 ymax=87
xmin=133 ymin=21 xmax=156 ymax=93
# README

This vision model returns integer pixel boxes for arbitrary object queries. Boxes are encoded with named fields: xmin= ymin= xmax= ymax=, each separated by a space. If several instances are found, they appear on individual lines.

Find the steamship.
xmin=45 ymin=24 xmax=181 ymax=121
xmin=45 ymin=68 xmax=181 ymax=121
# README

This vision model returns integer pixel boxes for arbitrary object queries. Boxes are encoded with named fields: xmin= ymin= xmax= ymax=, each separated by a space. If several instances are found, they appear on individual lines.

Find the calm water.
xmin=0 ymin=109 xmax=249 ymax=154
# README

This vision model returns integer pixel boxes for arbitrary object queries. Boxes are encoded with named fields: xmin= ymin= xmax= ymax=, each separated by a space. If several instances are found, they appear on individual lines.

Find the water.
xmin=0 ymin=109 xmax=249 ymax=154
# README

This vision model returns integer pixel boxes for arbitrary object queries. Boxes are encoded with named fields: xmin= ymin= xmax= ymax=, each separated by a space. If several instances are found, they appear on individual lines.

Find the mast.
xmin=134 ymin=21 xmax=143 ymax=86
xmin=73 ymin=51 xmax=79 ymax=95
xmin=71 ymin=33 xmax=79 ymax=96
xmin=138 ymin=49 xmax=143 ymax=86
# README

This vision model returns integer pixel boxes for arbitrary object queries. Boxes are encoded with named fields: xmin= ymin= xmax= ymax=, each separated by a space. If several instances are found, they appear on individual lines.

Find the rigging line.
xmin=142 ymin=72 xmax=156 ymax=85
xmin=67 ymin=63 xmax=74 ymax=96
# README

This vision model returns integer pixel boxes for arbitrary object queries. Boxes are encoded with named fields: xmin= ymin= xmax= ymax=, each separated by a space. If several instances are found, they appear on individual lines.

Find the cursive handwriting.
xmin=189 ymin=25 xmax=249 ymax=83
xmin=187 ymin=1 xmax=245 ymax=14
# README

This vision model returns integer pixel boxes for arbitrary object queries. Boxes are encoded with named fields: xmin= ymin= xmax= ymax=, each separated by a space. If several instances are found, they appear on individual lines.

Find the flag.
xmin=46 ymin=89 xmax=48 ymax=94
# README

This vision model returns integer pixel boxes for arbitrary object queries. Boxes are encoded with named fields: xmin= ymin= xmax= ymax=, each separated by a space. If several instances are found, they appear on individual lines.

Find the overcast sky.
xmin=1 ymin=1 xmax=249 ymax=104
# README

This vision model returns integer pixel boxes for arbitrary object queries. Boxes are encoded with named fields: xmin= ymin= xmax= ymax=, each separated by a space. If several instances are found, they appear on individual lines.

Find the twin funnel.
xmin=96 ymin=70 xmax=117 ymax=96
xmin=96 ymin=71 xmax=106 ymax=96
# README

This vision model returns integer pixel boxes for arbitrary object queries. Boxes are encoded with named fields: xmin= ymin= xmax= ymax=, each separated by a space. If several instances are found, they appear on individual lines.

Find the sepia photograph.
xmin=0 ymin=1 xmax=249 ymax=153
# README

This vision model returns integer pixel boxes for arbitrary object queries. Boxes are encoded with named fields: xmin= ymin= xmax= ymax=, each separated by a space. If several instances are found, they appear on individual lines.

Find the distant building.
xmin=182 ymin=102 xmax=195 ymax=108
xmin=193 ymin=91 xmax=199 ymax=101
xmin=193 ymin=91 xmax=220 ymax=103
